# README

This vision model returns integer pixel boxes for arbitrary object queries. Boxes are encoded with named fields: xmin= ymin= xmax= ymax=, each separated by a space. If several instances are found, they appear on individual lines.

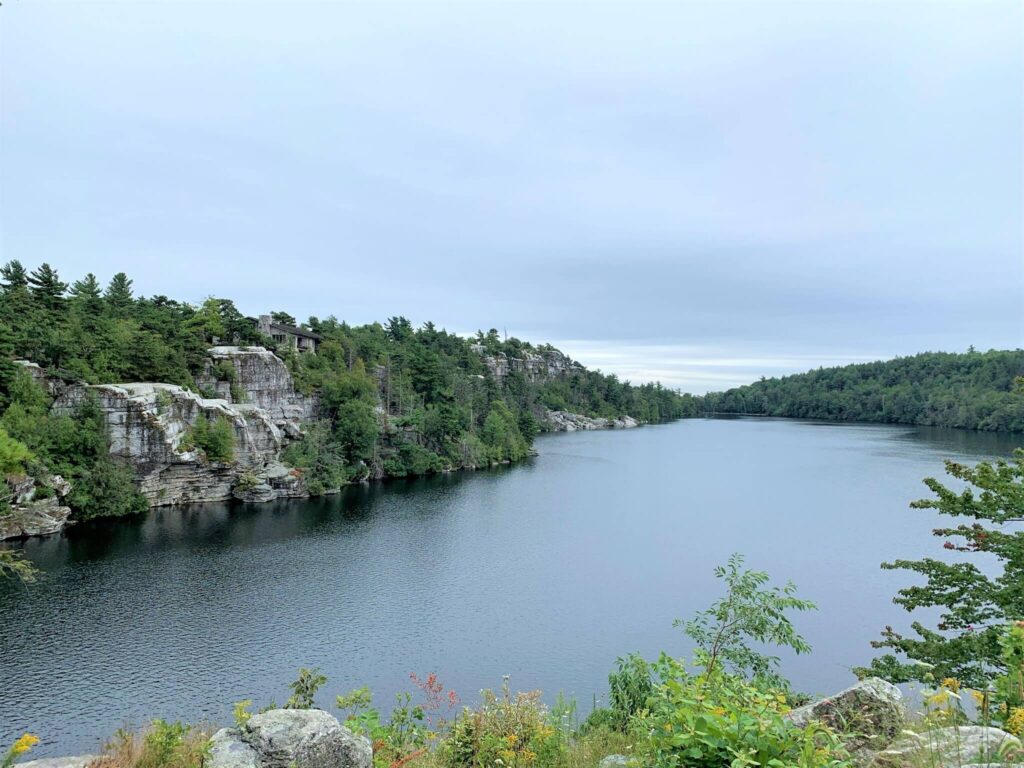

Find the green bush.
xmin=440 ymin=679 xmax=565 ymax=768
xmin=281 ymin=420 xmax=347 ymax=495
xmin=285 ymin=667 xmax=327 ymax=709
xmin=183 ymin=415 xmax=235 ymax=464
xmin=383 ymin=442 xmax=445 ymax=477
xmin=642 ymin=657 xmax=850 ymax=768
xmin=0 ymin=425 xmax=32 ymax=476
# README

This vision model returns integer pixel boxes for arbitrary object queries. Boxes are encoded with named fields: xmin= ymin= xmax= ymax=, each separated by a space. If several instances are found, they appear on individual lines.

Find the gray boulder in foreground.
xmin=208 ymin=708 xmax=372 ymax=768
xmin=18 ymin=758 xmax=98 ymax=768
xmin=598 ymin=756 xmax=634 ymax=768
xmin=787 ymin=678 xmax=904 ymax=752
xmin=875 ymin=726 xmax=1021 ymax=768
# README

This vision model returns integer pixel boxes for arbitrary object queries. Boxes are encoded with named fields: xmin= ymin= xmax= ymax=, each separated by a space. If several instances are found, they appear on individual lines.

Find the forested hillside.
xmin=0 ymin=261 xmax=698 ymax=516
xmin=702 ymin=350 xmax=1024 ymax=431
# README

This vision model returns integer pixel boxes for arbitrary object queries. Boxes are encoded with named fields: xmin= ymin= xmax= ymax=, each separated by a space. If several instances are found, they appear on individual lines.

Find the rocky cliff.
xmin=196 ymin=346 xmax=317 ymax=437
xmin=471 ymin=345 xmax=576 ymax=382
xmin=49 ymin=347 xmax=312 ymax=509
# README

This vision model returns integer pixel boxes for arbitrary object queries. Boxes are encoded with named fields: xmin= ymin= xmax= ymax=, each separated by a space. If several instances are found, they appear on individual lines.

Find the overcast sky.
xmin=1 ymin=1 xmax=1021 ymax=393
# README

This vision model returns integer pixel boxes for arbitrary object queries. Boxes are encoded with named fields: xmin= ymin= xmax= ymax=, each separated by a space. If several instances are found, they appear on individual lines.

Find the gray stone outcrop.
xmin=875 ymin=726 xmax=1021 ymax=768
xmin=787 ymin=678 xmax=904 ymax=753
xmin=545 ymin=410 xmax=640 ymax=431
xmin=17 ymin=757 xmax=98 ymax=768
xmin=1 ymin=474 xmax=73 ymax=541
xmin=208 ymin=709 xmax=372 ymax=768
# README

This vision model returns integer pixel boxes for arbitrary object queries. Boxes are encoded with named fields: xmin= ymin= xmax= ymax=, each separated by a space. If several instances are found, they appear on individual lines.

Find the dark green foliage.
xmin=703 ymin=350 xmax=1024 ymax=432
xmin=382 ymin=441 xmax=445 ymax=477
xmin=582 ymin=653 xmax=654 ymax=733
xmin=183 ymin=415 xmax=235 ymax=464
xmin=0 ymin=371 xmax=146 ymax=520
xmin=857 ymin=451 xmax=1024 ymax=688
xmin=281 ymin=421 xmax=347 ymax=495
xmin=285 ymin=667 xmax=327 ymax=709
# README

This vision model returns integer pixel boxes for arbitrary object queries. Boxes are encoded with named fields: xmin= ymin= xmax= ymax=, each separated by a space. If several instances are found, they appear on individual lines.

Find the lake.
xmin=2 ymin=417 xmax=1020 ymax=757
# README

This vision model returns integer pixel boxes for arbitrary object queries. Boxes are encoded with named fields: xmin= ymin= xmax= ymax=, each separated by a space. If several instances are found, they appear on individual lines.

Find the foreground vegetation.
xmin=702 ymin=350 xmax=1024 ymax=432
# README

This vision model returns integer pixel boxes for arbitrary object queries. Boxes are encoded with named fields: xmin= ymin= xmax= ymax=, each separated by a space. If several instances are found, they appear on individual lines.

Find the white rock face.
xmin=545 ymin=410 xmax=640 ymax=431
xmin=197 ymin=347 xmax=316 ymax=435
xmin=209 ymin=709 xmax=372 ymax=768
xmin=470 ymin=346 xmax=575 ymax=382
xmin=52 ymin=377 xmax=295 ymax=508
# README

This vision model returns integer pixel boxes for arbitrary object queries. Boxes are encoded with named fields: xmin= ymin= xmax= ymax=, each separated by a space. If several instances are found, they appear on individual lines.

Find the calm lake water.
xmin=2 ymin=417 xmax=1020 ymax=756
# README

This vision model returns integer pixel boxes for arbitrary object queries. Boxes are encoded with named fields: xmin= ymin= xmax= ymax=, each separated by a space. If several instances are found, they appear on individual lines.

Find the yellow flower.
xmin=940 ymin=678 xmax=961 ymax=693
xmin=1007 ymin=707 xmax=1024 ymax=737
xmin=710 ymin=707 xmax=727 ymax=716
xmin=505 ymin=734 xmax=518 ymax=746
xmin=662 ymin=723 xmax=673 ymax=733
xmin=11 ymin=734 xmax=39 ymax=756
xmin=970 ymin=690 xmax=987 ymax=705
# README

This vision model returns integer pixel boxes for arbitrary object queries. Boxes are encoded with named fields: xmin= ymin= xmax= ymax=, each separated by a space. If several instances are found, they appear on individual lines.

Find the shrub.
xmin=154 ymin=389 xmax=173 ymax=415
xmin=642 ymin=657 xmax=850 ymax=768
xmin=93 ymin=720 xmax=209 ymax=768
xmin=285 ymin=667 xmax=327 ymax=709
xmin=383 ymin=442 xmax=445 ymax=477
xmin=439 ymin=678 xmax=566 ymax=768
xmin=607 ymin=654 xmax=653 ymax=731
xmin=0 ymin=425 xmax=33 ymax=476
xmin=182 ymin=415 xmax=235 ymax=464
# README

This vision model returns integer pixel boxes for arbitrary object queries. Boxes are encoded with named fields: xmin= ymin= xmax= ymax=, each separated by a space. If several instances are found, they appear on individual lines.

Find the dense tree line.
xmin=702 ymin=350 xmax=1024 ymax=432
xmin=0 ymin=261 xmax=698 ymax=508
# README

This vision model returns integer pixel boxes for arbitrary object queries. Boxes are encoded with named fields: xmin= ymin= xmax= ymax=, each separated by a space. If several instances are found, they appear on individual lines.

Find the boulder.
xmin=207 ymin=709 xmax=372 ymax=768
xmin=545 ymin=410 xmax=641 ymax=431
xmin=18 ymin=757 xmax=98 ymax=768
xmin=598 ymin=756 xmax=634 ymax=768
xmin=875 ymin=726 xmax=1020 ymax=768
xmin=787 ymin=678 xmax=904 ymax=752
xmin=232 ymin=482 xmax=276 ymax=503
xmin=208 ymin=728 xmax=259 ymax=768
xmin=0 ymin=497 xmax=72 ymax=540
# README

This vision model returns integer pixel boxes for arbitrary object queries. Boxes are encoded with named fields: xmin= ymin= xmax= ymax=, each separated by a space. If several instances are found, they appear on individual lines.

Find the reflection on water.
xmin=2 ymin=418 xmax=1018 ymax=756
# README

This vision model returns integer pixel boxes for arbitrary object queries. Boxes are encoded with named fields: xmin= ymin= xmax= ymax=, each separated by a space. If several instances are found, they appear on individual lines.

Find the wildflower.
xmin=11 ymin=734 xmax=39 ymax=756
xmin=940 ymin=678 xmax=960 ymax=692
xmin=1008 ymin=707 xmax=1024 ymax=737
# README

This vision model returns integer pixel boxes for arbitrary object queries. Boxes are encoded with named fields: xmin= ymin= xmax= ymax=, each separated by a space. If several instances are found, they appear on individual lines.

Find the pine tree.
xmin=70 ymin=273 xmax=102 ymax=301
xmin=104 ymin=272 xmax=134 ymax=312
xmin=27 ymin=263 xmax=68 ymax=310
xmin=0 ymin=260 xmax=28 ymax=290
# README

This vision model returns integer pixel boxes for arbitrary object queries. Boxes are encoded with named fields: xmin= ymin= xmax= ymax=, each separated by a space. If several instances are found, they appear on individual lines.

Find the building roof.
xmin=269 ymin=321 xmax=321 ymax=341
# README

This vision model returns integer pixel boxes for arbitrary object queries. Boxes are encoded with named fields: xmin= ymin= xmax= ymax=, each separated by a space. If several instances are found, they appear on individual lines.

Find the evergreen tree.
xmin=27 ymin=263 xmax=67 ymax=310
xmin=104 ymin=271 xmax=134 ymax=312
xmin=0 ymin=260 xmax=28 ymax=290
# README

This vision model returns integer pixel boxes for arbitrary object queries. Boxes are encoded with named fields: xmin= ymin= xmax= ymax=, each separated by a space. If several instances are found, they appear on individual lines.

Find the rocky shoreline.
xmin=1 ymin=347 xmax=650 ymax=542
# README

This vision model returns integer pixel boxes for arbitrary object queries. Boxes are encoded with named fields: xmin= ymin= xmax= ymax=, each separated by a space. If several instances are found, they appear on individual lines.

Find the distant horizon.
xmin=5 ymin=257 xmax=1015 ymax=396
